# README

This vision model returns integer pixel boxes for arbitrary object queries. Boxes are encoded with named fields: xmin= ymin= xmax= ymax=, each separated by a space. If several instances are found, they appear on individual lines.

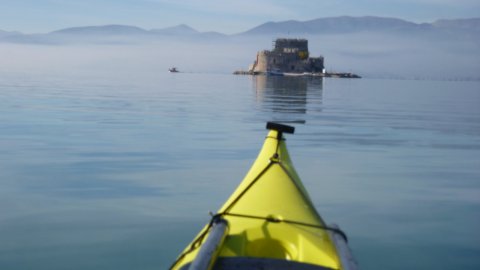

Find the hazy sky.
xmin=2 ymin=0 xmax=479 ymax=34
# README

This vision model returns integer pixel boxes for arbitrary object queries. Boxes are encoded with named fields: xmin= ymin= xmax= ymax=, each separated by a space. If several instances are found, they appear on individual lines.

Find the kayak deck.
xmin=170 ymin=123 xmax=356 ymax=270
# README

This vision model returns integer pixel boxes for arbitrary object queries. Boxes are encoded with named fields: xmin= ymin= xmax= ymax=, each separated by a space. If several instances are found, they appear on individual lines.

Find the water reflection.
xmin=253 ymin=75 xmax=323 ymax=123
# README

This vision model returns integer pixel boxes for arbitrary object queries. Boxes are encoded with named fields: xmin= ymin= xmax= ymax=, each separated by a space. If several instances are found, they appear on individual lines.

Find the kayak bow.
xmin=170 ymin=122 xmax=357 ymax=270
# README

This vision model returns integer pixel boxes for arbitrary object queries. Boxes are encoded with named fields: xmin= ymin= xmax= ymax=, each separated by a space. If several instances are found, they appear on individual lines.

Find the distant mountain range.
xmin=0 ymin=23 xmax=227 ymax=44
xmin=50 ymin=23 xmax=224 ymax=37
xmin=0 ymin=16 xmax=479 ymax=44
xmin=240 ymin=16 xmax=480 ymax=36
xmin=51 ymin=25 xmax=149 ymax=35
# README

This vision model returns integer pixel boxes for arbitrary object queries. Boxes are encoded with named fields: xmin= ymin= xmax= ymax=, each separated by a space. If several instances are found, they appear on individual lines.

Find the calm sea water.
xmin=0 ymin=71 xmax=479 ymax=270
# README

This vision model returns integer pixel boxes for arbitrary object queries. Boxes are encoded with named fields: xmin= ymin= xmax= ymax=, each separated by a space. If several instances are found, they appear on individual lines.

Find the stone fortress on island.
xmin=251 ymin=38 xmax=324 ymax=74
xmin=235 ymin=38 xmax=360 ymax=78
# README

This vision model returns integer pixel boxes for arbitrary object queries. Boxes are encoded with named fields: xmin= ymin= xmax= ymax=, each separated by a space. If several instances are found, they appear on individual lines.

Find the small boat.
xmin=283 ymin=72 xmax=315 ymax=77
xmin=266 ymin=69 xmax=284 ymax=76
xmin=169 ymin=67 xmax=179 ymax=73
xmin=170 ymin=122 xmax=358 ymax=270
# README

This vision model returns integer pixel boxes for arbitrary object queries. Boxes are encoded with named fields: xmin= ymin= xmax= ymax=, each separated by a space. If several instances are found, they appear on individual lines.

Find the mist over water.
xmin=0 ymin=39 xmax=479 ymax=270
xmin=1 ymin=30 xmax=479 ymax=80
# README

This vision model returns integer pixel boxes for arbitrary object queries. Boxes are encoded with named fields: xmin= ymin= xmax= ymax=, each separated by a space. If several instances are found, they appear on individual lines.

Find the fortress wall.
xmin=307 ymin=57 xmax=325 ymax=73
xmin=274 ymin=53 xmax=302 ymax=72
xmin=254 ymin=51 xmax=269 ymax=73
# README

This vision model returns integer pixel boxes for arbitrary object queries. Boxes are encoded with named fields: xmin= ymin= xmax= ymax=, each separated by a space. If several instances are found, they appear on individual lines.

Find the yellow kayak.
xmin=170 ymin=122 xmax=357 ymax=270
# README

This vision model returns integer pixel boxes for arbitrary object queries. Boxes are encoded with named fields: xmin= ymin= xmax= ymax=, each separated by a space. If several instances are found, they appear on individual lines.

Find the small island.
xmin=234 ymin=38 xmax=360 ymax=78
